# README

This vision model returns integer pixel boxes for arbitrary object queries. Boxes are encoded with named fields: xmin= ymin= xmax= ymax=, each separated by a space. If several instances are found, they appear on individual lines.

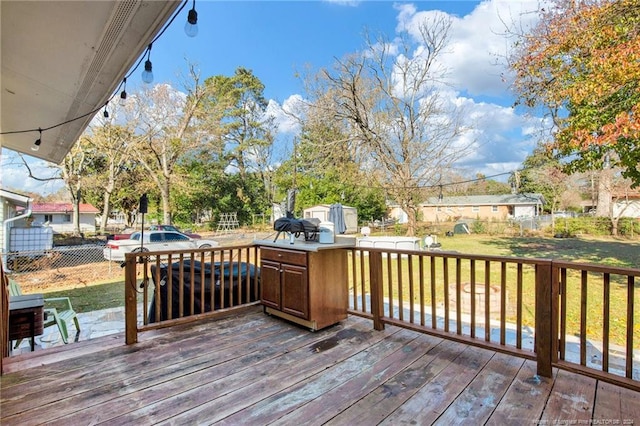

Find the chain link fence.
xmin=2 ymin=244 xmax=125 ymax=293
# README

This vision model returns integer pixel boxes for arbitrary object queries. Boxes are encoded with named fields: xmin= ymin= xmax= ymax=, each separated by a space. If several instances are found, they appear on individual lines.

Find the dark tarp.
xmin=148 ymin=260 xmax=260 ymax=323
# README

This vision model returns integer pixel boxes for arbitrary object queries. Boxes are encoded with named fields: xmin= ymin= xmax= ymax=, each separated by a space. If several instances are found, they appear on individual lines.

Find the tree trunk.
xmin=402 ymin=204 xmax=419 ymax=237
xmin=73 ymin=198 xmax=81 ymax=236
xmin=68 ymin=187 xmax=82 ymax=237
xmin=596 ymin=167 xmax=611 ymax=217
xmin=100 ymin=191 xmax=112 ymax=233
xmin=611 ymin=216 xmax=619 ymax=237
xmin=162 ymin=181 xmax=171 ymax=224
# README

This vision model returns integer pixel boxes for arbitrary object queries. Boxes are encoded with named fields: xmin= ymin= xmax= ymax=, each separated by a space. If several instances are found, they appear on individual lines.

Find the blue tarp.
xmin=329 ymin=203 xmax=347 ymax=234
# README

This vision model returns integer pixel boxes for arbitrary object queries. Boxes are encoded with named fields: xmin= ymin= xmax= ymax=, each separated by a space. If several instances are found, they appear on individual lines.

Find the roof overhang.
xmin=0 ymin=189 xmax=32 ymax=208
xmin=0 ymin=0 xmax=182 ymax=164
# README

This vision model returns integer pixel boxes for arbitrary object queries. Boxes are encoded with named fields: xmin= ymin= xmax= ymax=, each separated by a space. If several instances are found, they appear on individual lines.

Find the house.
xmin=302 ymin=204 xmax=359 ymax=234
xmin=605 ymin=191 xmax=640 ymax=218
xmin=389 ymin=193 xmax=544 ymax=223
xmin=581 ymin=191 xmax=640 ymax=218
xmin=27 ymin=203 xmax=100 ymax=234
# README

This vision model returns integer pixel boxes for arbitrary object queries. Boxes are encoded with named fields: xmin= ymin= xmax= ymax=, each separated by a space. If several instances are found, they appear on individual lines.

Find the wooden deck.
xmin=2 ymin=306 xmax=639 ymax=425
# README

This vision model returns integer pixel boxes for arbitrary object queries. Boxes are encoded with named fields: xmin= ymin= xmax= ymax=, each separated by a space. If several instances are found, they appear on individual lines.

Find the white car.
xmin=103 ymin=230 xmax=219 ymax=262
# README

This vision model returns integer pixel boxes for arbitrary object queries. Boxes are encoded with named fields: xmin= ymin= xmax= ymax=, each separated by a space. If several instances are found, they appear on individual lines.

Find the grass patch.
xmin=437 ymin=234 xmax=640 ymax=268
xmin=43 ymin=281 xmax=125 ymax=313
xmin=350 ymin=234 xmax=640 ymax=347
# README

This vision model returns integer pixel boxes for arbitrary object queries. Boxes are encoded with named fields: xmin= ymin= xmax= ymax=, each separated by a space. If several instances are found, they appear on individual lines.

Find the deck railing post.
xmin=124 ymin=255 xmax=138 ymax=344
xmin=369 ymin=250 xmax=384 ymax=331
xmin=535 ymin=261 xmax=554 ymax=377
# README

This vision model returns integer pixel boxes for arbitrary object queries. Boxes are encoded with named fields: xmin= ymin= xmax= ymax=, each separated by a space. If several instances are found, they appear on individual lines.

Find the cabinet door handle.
xmin=277 ymin=254 xmax=282 ymax=257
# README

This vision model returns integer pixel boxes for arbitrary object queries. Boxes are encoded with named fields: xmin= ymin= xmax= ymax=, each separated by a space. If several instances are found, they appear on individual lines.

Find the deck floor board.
xmin=1 ymin=307 xmax=638 ymax=425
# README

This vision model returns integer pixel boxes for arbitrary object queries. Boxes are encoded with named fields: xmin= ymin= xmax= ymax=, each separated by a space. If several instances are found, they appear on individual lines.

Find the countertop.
xmin=254 ymin=236 xmax=356 ymax=252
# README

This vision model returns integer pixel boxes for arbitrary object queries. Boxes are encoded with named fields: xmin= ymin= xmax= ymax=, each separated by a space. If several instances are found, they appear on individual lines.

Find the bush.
xmin=471 ymin=220 xmax=486 ymax=234
xmin=617 ymin=217 xmax=640 ymax=236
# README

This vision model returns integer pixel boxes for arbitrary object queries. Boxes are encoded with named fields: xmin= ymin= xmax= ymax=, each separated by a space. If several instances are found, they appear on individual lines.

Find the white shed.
xmin=303 ymin=204 xmax=358 ymax=234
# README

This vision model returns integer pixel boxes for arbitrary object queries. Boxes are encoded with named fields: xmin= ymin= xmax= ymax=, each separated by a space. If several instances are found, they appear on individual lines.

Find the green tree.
xmin=272 ymin=115 xmax=386 ymax=222
xmin=510 ymin=0 xmax=640 ymax=186
xmin=200 ymin=67 xmax=276 ymax=188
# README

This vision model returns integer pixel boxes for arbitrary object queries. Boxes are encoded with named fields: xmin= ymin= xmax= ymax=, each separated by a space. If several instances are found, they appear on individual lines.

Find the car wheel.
xmin=131 ymin=247 xmax=153 ymax=262
xmin=198 ymin=244 xmax=212 ymax=249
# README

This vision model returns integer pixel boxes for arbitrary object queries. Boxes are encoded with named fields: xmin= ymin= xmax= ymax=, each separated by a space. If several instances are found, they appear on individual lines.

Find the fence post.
xmin=369 ymin=251 xmax=384 ymax=331
xmin=535 ymin=260 xmax=554 ymax=377
xmin=124 ymin=255 xmax=138 ymax=344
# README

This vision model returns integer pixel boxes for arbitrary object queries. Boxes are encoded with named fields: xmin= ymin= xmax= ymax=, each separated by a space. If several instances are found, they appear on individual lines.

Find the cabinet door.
xmin=260 ymin=260 xmax=281 ymax=310
xmin=281 ymin=264 xmax=308 ymax=319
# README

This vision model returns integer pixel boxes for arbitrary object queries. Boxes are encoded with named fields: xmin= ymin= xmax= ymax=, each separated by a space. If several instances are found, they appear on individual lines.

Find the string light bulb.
xmin=32 ymin=128 xmax=42 ymax=152
xmin=185 ymin=0 xmax=198 ymax=37
xmin=141 ymin=44 xmax=154 ymax=84
xmin=103 ymin=103 xmax=109 ymax=118
xmin=119 ymin=78 xmax=127 ymax=106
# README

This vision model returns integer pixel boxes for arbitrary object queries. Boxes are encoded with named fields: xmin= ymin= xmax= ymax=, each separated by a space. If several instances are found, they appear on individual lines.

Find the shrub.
xmin=471 ymin=220 xmax=486 ymax=234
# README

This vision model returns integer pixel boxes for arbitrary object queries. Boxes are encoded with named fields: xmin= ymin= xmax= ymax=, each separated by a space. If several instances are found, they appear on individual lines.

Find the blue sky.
xmin=150 ymin=1 xmax=481 ymax=102
xmin=2 ymin=0 xmax=545 ymax=195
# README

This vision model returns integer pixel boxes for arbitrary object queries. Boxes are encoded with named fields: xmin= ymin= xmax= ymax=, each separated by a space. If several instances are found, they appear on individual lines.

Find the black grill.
xmin=273 ymin=217 xmax=320 ymax=242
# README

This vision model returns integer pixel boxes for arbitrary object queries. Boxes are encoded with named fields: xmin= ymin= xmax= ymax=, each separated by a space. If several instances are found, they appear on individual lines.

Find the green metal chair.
xmin=8 ymin=278 xmax=81 ymax=346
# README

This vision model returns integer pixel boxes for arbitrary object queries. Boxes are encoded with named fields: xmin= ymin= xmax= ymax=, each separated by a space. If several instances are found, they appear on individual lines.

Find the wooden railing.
xmin=552 ymin=260 xmax=639 ymax=389
xmin=124 ymin=244 xmax=260 ymax=344
xmin=346 ymin=247 xmax=639 ymax=391
xmin=122 ymin=244 xmax=639 ymax=391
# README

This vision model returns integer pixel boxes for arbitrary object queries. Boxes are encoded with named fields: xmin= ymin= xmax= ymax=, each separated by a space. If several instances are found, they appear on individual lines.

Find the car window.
xmin=164 ymin=232 xmax=188 ymax=241
xmin=130 ymin=232 xmax=141 ymax=241
xmin=150 ymin=233 xmax=164 ymax=242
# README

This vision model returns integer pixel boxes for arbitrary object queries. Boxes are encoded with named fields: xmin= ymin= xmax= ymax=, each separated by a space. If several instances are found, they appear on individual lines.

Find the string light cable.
xmin=0 ymin=0 xmax=192 ymax=139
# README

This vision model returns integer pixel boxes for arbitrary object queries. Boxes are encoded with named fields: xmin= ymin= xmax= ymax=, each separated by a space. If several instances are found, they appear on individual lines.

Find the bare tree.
xmin=127 ymin=66 xmax=209 ymax=224
xmin=318 ymin=14 xmax=471 ymax=235
xmin=59 ymin=142 xmax=88 ymax=236
xmin=80 ymin=121 xmax=137 ymax=233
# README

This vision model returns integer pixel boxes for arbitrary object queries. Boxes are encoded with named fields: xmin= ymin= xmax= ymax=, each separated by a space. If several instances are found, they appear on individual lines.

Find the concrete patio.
xmin=10 ymin=305 xmax=131 ymax=354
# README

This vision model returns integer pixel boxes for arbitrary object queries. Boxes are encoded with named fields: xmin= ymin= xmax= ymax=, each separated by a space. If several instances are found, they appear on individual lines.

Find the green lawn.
xmin=44 ymin=281 xmax=125 ymax=313
xmin=44 ymin=235 xmax=640 ymax=340
xmin=351 ymin=234 xmax=640 ymax=347
xmin=434 ymin=234 xmax=640 ymax=268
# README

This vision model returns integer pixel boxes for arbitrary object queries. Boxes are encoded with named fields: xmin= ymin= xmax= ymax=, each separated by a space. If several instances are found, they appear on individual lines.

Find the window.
xmin=446 ymin=206 xmax=453 ymax=212
xmin=63 ymin=214 xmax=71 ymax=222
xmin=492 ymin=206 xmax=498 ymax=213
xmin=44 ymin=214 xmax=53 ymax=222
xmin=471 ymin=206 xmax=479 ymax=212
xmin=458 ymin=206 xmax=465 ymax=211
xmin=164 ymin=232 xmax=188 ymax=241
xmin=436 ymin=206 xmax=442 ymax=212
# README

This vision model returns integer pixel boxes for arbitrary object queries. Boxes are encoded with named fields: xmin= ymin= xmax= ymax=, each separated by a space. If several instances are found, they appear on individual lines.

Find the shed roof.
xmin=304 ymin=204 xmax=356 ymax=211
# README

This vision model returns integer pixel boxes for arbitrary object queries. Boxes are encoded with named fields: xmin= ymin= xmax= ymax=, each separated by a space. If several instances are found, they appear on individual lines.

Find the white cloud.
xmin=266 ymin=95 xmax=305 ymax=135
xmin=396 ymin=1 xmax=543 ymax=98
xmin=0 ymin=150 xmax=64 ymax=195
xmin=390 ymin=1 xmax=546 ymax=179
